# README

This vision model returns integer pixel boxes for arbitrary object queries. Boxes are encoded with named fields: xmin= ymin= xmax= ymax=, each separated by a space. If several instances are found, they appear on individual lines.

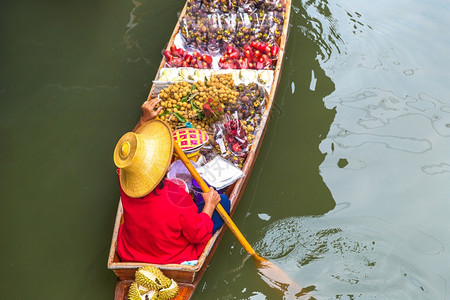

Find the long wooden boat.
xmin=108 ymin=1 xmax=291 ymax=299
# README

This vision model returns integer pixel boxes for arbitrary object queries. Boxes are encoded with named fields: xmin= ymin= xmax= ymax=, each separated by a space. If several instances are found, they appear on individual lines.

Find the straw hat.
xmin=113 ymin=119 xmax=173 ymax=198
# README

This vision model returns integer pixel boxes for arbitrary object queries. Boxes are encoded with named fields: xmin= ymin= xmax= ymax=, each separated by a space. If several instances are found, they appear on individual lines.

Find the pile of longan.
xmin=157 ymin=74 xmax=240 ymax=132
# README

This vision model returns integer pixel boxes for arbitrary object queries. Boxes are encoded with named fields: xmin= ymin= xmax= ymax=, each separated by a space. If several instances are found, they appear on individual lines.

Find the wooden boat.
xmin=108 ymin=1 xmax=292 ymax=299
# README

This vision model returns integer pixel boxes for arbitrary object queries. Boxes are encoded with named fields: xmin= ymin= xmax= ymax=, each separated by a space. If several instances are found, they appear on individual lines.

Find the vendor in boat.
xmin=113 ymin=99 xmax=230 ymax=265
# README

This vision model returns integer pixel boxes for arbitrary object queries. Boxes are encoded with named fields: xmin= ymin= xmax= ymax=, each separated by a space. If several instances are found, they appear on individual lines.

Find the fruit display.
xmin=185 ymin=0 xmax=287 ymax=14
xmin=227 ymin=82 xmax=266 ymax=139
xmin=157 ymin=74 xmax=239 ymax=131
xmin=158 ymin=68 xmax=210 ymax=82
xmin=128 ymin=266 xmax=179 ymax=300
xmin=218 ymin=41 xmax=279 ymax=70
xmin=204 ymin=82 xmax=266 ymax=167
xmin=212 ymin=117 xmax=249 ymax=168
xmin=156 ymin=67 xmax=273 ymax=87
xmin=164 ymin=45 xmax=212 ymax=69
xmin=155 ymin=0 xmax=286 ymax=169
xmin=179 ymin=0 xmax=286 ymax=57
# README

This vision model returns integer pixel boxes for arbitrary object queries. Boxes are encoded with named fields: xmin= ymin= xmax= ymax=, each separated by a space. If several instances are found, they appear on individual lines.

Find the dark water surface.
xmin=1 ymin=0 xmax=449 ymax=299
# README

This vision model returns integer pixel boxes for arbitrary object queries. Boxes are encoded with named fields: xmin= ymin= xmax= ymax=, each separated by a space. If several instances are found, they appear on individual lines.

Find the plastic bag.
xmin=206 ymin=13 xmax=223 ymax=55
xmin=210 ymin=113 xmax=249 ymax=168
xmin=234 ymin=12 xmax=254 ymax=48
xmin=196 ymin=155 xmax=245 ymax=190
xmin=237 ymin=0 xmax=257 ymax=13
xmin=201 ymin=0 xmax=220 ymax=13
xmin=220 ymin=0 xmax=238 ymax=13
xmin=220 ymin=13 xmax=236 ymax=48
xmin=186 ymin=0 xmax=203 ymax=17
xmin=195 ymin=16 xmax=210 ymax=52
xmin=180 ymin=15 xmax=198 ymax=51
xmin=227 ymin=83 xmax=267 ymax=144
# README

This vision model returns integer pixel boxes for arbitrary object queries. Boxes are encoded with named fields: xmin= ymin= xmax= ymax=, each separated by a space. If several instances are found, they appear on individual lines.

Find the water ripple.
xmin=255 ymin=216 xmax=447 ymax=299
xmin=325 ymin=88 xmax=450 ymax=137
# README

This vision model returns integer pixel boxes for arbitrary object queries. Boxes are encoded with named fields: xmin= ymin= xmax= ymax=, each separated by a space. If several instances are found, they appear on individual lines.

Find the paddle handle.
xmin=173 ymin=142 xmax=260 ymax=258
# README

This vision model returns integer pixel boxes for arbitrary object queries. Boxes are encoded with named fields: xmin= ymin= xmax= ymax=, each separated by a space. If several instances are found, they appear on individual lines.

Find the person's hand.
xmin=201 ymin=188 xmax=221 ymax=218
xmin=133 ymin=98 xmax=163 ymax=132
xmin=140 ymin=98 xmax=163 ymax=123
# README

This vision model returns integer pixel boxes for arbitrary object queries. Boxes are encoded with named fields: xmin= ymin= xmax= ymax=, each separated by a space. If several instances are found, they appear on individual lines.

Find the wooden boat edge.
xmin=109 ymin=0 xmax=292 ymax=298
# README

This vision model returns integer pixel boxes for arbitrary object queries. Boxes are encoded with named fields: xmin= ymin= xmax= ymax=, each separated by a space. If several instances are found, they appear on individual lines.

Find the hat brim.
xmin=116 ymin=120 xmax=173 ymax=198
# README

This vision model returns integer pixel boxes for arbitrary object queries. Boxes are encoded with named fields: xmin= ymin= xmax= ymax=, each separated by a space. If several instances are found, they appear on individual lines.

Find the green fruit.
xmin=135 ymin=266 xmax=171 ymax=290
xmin=138 ymin=284 xmax=149 ymax=295
xmin=156 ymin=279 xmax=179 ymax=300
xmin=128 ymin=282 xmax=142 ymax=300
xmin=142 ymin=290 xmax=158 ymax=300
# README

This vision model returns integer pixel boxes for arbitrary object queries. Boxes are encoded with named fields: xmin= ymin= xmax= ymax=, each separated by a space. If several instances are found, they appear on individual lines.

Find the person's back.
xmin=117 ymin=178 xmax=213 ymax=264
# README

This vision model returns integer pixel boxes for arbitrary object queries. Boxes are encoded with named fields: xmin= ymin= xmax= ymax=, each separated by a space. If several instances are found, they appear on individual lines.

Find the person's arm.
xmin=179 ymin=188 xmax=221 ymax=244
xmin=132 ymin=98 xmax=163 ymax=132
xmin=201 ymin=188 xmax=221 ymax=217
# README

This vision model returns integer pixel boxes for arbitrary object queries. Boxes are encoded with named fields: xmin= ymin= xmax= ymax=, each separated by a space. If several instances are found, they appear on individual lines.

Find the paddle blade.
xmin=254 ymin=257 xmax=312 ymax=299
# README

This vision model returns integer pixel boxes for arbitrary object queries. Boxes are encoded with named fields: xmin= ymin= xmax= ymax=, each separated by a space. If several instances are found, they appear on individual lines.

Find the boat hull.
xmin=109 ymin=0 xmax=292 ymax=298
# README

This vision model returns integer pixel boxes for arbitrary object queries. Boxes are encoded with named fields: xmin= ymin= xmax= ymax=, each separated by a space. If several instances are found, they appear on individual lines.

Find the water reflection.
xmin=255 ymin=214 xmax=446 ymax=299
xmin=292 ymin=0 xmax=373 ymax=63
xmin=310 ymin=0 xmax=450 ymax=298
xmin=322 ymin=89 xmax=450 ymax=138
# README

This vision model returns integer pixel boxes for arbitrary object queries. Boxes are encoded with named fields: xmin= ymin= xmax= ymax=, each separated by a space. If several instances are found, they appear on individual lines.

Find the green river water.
xmin=1 ymin=0 xmax=449 ymax=299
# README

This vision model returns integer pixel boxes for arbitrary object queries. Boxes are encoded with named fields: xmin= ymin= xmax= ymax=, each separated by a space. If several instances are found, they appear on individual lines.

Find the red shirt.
xmin=117 ymin=178 xmax=213 ymax=264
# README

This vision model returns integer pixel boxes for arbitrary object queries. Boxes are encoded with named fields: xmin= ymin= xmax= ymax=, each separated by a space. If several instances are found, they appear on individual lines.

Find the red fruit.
xmin=238 ymin=57 xmax=249 ymax=69
xmin=229 ymin=51 xmax=239 ymax=59
xmin=173 ymin=48 xmax=183 ymax=58
xmin=254 ymin=50 xmax=261 ymax=59
xmin=221 ymin=61 xmax=232 ymax=69
xmin=261 ymin=54 xmax=271 ymax=68
xmin=256 ymin=58 xmax=265 ymax=69
xmin=184 ymin=54 xmax=193 ymax=64
xmin=220 ymin=61 xmax=229 ymax=69
xmin=193 ymin=62 xmax=199 ymax=69
xmin=203 ymin=103 xmax=212 ymax=116
xmin=232 ymin=143 xmax=242 ymax=153
xmin=170 ymin=45 xmax=178 ymax=54
xmin=243 ymin=44 xmax=253 ymax=52
xmin=202 ymin=61 xmax=208 ymax=68
xmin=196 ymin=61 xmax=203 ymax=69
xmin=252 ymin=41 xmax=261 ymax=50
xmin=226 ymin=45 xmax=235 ymax=54
xmin=257 ymin=42 xmax=267 ymax=52
xmin=202 ymin=54 xmax=212 ymax=65
xmin=182 ymin=61 xmax=189 ymax=67
xmin=271 ymin=44 xmax=280 ymax=57
xmin=219 ymin=56 xmax=227 ymax=64
xmin=263 ymin=44 xmax=271 ymax=54
xmin=171 ymin=57 xmax=183 ymax=67
xmin=248 ymin=62 xmax=254 ymax=69
xmin=193 ymin=51 xmax=202 ymax=59
xmin=250 ymin=41 xmax=258 ymax=49
xmin=164 ymin=50 xmax=173 ymax=61
xmin=244 ymin=49 xmax=253 ymax=59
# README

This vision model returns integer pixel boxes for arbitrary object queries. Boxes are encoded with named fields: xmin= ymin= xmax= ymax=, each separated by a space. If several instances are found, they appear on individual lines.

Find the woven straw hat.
xmin=113 ymin=119 xmax=173 ymax=198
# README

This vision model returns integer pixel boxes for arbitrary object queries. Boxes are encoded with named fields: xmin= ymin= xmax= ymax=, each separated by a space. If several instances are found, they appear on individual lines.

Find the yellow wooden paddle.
xmin=173 ymin=142 xmax=310 ymax=299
